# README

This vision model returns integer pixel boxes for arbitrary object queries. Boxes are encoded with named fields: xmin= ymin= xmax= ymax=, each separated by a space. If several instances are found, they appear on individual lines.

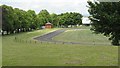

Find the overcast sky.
xmin=0 ymin=0 xmax=94 ymax=16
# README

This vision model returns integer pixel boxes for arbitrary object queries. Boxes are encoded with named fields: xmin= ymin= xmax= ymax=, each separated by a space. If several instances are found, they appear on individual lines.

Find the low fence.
xmin=13 ymin=37 xmax=111 ymax=45
xmin=13 ymin=37 xmax=68 ymax=45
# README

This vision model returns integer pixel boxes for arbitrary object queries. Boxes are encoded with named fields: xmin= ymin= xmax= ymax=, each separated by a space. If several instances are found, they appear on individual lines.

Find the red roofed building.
xmin=45 ymin=22 xmax=52 ymax=29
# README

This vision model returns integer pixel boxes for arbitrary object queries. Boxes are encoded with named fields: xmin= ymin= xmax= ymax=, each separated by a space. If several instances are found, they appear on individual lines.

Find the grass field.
xmin=0 ymin=36 xmax=2 ymax=67
xmin=2 ymin=27 xmax=118 ymax=66
xmin=53 ymin=29 xmax=111 ymax=45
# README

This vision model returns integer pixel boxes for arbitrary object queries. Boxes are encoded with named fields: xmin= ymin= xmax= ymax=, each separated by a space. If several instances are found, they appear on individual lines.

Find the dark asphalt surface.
xmin=34 ymin=29 xmax=66 ymax=42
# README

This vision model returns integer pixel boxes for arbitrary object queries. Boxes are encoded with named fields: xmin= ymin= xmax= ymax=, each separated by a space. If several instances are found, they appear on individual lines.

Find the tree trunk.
xmin=2 ymin=31 xmax=4 ymax=35
xmin=7 ymin=31 xmax=9 ymax=35
xmin=17 ymin=29 xmax=19 ymax=33
xmin=112 ymin=36 xmax=120 ymax=46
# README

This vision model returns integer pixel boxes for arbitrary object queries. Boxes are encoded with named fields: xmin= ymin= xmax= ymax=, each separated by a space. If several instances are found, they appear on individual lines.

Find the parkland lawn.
xmin=53 ymin=29 xmax=111 ymax=45
xmin=0 ymin=36 xmax=2 ymax=67
xmin=2 ymin=27 xmax=118 ymax=66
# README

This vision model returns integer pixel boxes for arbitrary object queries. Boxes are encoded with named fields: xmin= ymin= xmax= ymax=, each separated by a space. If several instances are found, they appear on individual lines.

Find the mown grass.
xmin=0 ymin=36 xmax=2 ymax=67
xmin=53 ymin=29 xmax=111 ymax=45
xmin=2 ymin=27 xmax=118 ymax=66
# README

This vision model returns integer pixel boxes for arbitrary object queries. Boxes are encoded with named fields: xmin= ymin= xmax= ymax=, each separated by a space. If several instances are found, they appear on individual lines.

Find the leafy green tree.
xmin=58 ymin=12 xmax=82 ymax=27
xmin=51 ymin=13 xmax=59 ymax=27
xmin=2 ymin=5 xmax=14 ymax=34
xmin=38 ymin=10 xmax=52 ymax=26
xmin=72 ymin=12 xmax=83 ymax=26
xmin=27 ymin=10 xmax=39 ymax=30
xmin=13 ymin=8 xmax=21 ymax=33
xmin=87 ymin=1 xmax=120 ymax=45
xmin=57 ymin=14 xmax=66 ymax=27
xmin=19 ymin=10 xmax=29 ymax=32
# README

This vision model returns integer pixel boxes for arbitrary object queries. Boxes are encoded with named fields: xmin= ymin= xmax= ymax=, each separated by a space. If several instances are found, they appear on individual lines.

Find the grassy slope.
xmin=2 ymin=28 xmax=118 ymax=66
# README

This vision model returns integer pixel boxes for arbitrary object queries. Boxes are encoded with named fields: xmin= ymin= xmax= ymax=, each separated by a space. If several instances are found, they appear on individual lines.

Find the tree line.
xmin=1 ymin=5 xmax=83 ymax=35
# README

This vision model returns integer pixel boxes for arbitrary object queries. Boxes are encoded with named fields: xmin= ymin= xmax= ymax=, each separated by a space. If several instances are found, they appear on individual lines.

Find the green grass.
xmin=0 ymin=36 xmax=2 ymax=67
xmin=76 ymin=25 xmax=91 ymax=29
xmin=2 ymin=27 xmax=118 ymax=66
xmin=53 ymin=29 xmax=111 ymax=45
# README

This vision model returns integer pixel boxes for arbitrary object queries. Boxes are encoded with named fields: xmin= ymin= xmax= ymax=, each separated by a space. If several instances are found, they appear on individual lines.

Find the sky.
xmin=0 ymin=0 xmax=94 ymax=16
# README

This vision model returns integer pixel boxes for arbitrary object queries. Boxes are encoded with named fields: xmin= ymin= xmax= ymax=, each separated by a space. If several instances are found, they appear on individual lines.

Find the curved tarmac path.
xmin=34 ymin=29 xmax=81 ymax=44
xmin=34 ymin=29 xmax=65 ymax=42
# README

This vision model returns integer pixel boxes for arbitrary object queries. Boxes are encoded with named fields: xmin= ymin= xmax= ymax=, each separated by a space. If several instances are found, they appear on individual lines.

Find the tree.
xmin=51 ymin=13 xmax=59 ymax=27
xmin=37 ymin=10 xmax=52 ymax=26
xmin=73 ymin=12 xmax=83 ymax=26
xmin=2 ymin=5 xmax=14 ymax=34
xmin=87 ymin=1 xmax=120 ymax=45
xmin=58 ymin=12 xmax=82 ymax=27
xmin=27 ymin=10 xmax=38 ymax=30
xmin=13 ymin=8 xmax=21 ymax=33
xmin=19 ymin=10 xmax=29 ymax=32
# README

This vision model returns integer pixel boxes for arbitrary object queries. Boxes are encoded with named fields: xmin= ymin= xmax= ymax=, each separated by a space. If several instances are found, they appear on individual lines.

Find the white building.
xmin=82 ymin=16 xmax=91 ymax=24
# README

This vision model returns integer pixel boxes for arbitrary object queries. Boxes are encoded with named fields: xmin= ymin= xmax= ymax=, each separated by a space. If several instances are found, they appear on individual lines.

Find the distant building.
xmin=82 ymin=16 xmax=91 ymax=25
xmin=45 ymin=22 xmax=52 ymax=29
